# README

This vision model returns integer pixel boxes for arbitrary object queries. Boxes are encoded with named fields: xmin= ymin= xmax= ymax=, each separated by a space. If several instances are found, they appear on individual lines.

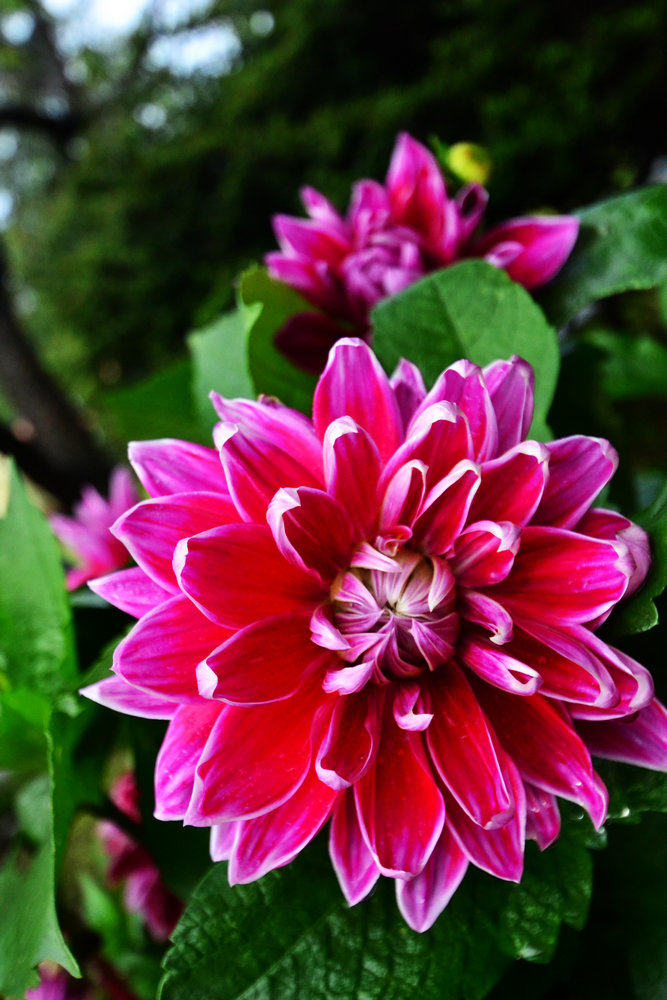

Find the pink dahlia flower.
xmin=50 ymin=466 xmax=138 ymax=591
xmin=266 ymin=133 xmax=579 ymax=370
xmin=25 ymin=964 xmax=92 ymax=1000
xmin=83 ymin=340 xmax=667 ymax=932
xmin=99 ymin=772 xmax=183 ymax=941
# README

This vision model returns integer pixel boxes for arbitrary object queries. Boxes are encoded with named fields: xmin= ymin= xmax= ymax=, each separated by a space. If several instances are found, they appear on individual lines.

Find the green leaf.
xmin=0 ymin=461 xmax=76 ymax=693
xmin=612 ymin=481 xmax=667 ymax=634
xmin=160 ymin=847 xmax=510 ymax=1000
xmin=598 ymin=760 xmax=667 ymax=819
xmin=188 ymin=309 xmax=254 ymax=434
xmin=541 ymin=186 xmax=667 ymax=327
xmin=100 ymin=358 xmax=204 ymax=446
xmin=581 ymin=327 xmax=667 ymax=400
xmin=240 ymin=266 xmax=318 ymax=414
xmin=372 ymin=261 xmax=560 ymax=440
xmin=0 ymin=688 xmax=51 ymax=773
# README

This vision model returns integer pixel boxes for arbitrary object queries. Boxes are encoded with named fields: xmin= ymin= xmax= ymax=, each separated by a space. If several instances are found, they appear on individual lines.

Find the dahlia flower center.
xmin=328 ymin=549 xmax=459 ymax=685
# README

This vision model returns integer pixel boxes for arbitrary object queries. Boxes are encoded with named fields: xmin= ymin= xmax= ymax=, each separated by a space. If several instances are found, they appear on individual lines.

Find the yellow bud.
xmin=446 ymin=143 xmax=492 ymax=186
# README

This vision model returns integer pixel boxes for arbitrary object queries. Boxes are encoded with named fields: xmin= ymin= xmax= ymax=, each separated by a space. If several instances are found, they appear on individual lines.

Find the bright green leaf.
xmin=188 ymin=309 xmax=254 ymax=433
xmin=540 ymin=186 xmax=667 ymax=327
xmin=101 ymin=358 xmax=204 ymax=446
xmin=240 ymin=267 xmax=318 ymax=414
xmin=372 ymin=261 xmax=559 ymax=441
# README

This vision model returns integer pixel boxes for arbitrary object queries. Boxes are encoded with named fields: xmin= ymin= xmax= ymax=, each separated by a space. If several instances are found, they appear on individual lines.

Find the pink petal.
xmin=81 ymin=674 xmax=180 ymax=719
xmin=567 ymin=629 xmax=654 ymax=720
xmin=273 ymin=213 xmax=350 ymax=264
xmin=89 ymin=567 xmax=171 ymax=617
xmin=474 ymin=215 xmax=579 ymax=289
xmin=576 ymin=508 xmax=650 ymax=598
xmin=524 ymin=783 xmax=561 ymax=850
xmin=228 ymin=766 xmax=338 ymax=884
xmin=533 ymin=436 xmax=618 ymax=529
xmin=492 ymin=526 xmax=631 ymax=627
xmin=451 ymin=519 xmax=521 ymax=589
xmin=459 ymin=636 xmax=542 ymax=696
xmin=427 ymin=663 xmax=516 ymax=828
xmin=389 ymin=358 xmax=427 ymax=431
xmin=412 ymin=360 xmax=498 ymax=462
xmin=468 ymin=441 xmax=549 ymax=527
xmin=301 ymin=185 xmax=348 ymax=233
xmin=313 ymin=338 xmax=404 ymax=464
xmin=186 ymin=677 xmax=329 ymax=824
xmin=483 ymin=356 xmax=535 ymax=454
xmin=385 ymin=132 xmax=450 ymax=253
xmin=456 ymin=183 xmax=489 ymax=241
xmin=129 ymin=439 xmax=229 ymax=497
xmin=113 ymin=492 xmax=239 ymax=591
xmin=413 ymin=460 xmax=481 ymax=554
xmin=396 ymin=825 xmax=468 ymax=932
xmin=215 ymin=420 xmax=322 ymax=524
xmin=329 ymin=789 xmax=380 ymax=906
xmin=267 ymin=487 xmax=355 ymax=581
xmin=322 ymin=418 xmax=383 ymax=539
xmin=210 ymin=822 xmax=240 ymax=862
xmin=175 ymin=522 xmax=325 ymax=629
xmin=458 ymin=589 xmax=514 ymax=645
xmin=316 ymin=687 xmax=381 ymax=789
xmin=379 ymin=459 xmax=427 ymax=531
xmin=446 ymin=756 xmax=526 ymax=881
xmin=576 ymin=698 xmax=667 ymax=771
xmin=380 ymin=402 xmax=472 ymax=498
xmin=154 ymin=702 xmax=224 ymax=820
xmin=198 ymin=613 xmax=331 ymax=704
xmin=113 ymin=595 xmax=227 ymax=702
xmin=393 ymin=683 xmax=434 ymax=732
xmin=266 ymin=252 xmax=346 ymax=316
xmin=354 ymin=721 xmax=445 ymax=877
xmin=476 ymin=684 xmax=608 ymax=828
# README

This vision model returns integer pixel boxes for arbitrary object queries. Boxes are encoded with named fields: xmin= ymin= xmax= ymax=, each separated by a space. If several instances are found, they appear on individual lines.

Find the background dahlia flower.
xmin=266 ymin=133 xmax=579 ymax=369
xmin=49 ymin=466 xmax=138 ymax=590
xmin=25 ymin=964 xmax=91 ymax=1000
xmin=99 ymin=772 xmax=183 ymax=941
xmin=83 ymin=339 xmax=667 ymax=932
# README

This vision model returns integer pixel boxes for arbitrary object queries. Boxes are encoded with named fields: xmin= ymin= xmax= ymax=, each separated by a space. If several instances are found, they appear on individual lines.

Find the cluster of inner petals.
xmin=321 ymin=548 xmax=459 ymax=690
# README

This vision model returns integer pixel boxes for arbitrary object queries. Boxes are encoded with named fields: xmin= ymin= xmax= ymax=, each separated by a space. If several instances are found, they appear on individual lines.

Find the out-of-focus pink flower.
xmin=50 ymin=467 xmax=139 ymax=591
xmin=83 ymin=341 xmax=666 ymax=932
xmin=26 ymin=964 xmax=91 ymax=1000
xmin=266 ymin=133 xmax=579 ymax=370
xmin=99 ymin=772 xmax=182 ymax=941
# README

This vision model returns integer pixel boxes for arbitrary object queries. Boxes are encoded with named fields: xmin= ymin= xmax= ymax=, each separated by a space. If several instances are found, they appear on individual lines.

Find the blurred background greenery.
xmin=1 ymin=0 xmax=667 ymax=501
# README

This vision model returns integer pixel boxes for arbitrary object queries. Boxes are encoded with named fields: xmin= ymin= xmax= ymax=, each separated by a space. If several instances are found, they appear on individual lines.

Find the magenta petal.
xmin=493 ymin=525 xmax=630 ymax=626
xmin=385 ymin=132 xmax=449 ymax=252
xmin=301 ymin=185 xmax=348 ymax=232
xmin=469 ymin=441 xmax=549 ymax=527
xmin=113 ymin=492 xmax=239 ymax=591
xmin=396 ymin=825 xmax=468 ymax=932
xmin=459 ymin=590 xmax=514 ymax=645
xmin=210 ymin=822 xmax=240 ymax=862
xmin=81 ymin=675 xmax=180 ymax=719
xmin=459 ymin=636 xmax=541 ymax=696
xmin=446 ymin=756 xmax=526 ymax=881
xmin=229 ymin=767 xmax=338 ymax=885
xmin=390 ymin=358 xmax=427 ymax=431
xmin=273 ymin=213 xmax=350 ymax=264
xmin=199 ymin=613 xmax=329 ymax=705
xmin=316 ymin=687 xmax=381 ymax=789
xmin=576 ymin=699 xmax=667 ymax=771
xmin=267 ymin=487 xmax=355 ymax=581
xmin=329 ymin=789 xmax=380 ymax=906
xmin=129 ymin=438 xmax=228 ymax=497
xmin=380 ymin=459 xmax=427 ymax=531
xmin=533 ymin=436 xmax=618 ymax=529
xmin=483 ymin=356 xmax=535 ymax=454
xmin=577 ymin=508 xmax=650 ymax=597
xmin=355 ymin=722 xmax=445 ymax=877
xmin=186 ymin=678 xmax=329 ymax=824
xmin=413 ymin=360 xmax=498 ymax=462
xmin=89 ymin=567 xmax=171 ymax=617
xmin=427 ymin=663 xmax=515 ymax=828
xmin=215 ymin=420 xmax=322 ymax=524
xmin=322 ymin=418 xmax=383 ymax=538
xmin=451 ymin=519 xmax=520 ymax=589
xmin=313 ymin=338 xmax=404 ymax=463
xmin=266 ymin=251 xmax=345 ymax=316
xmin=474 ymin=215 xmax=579 ymax=289
xmin=381 ymin=402 xmax=472 ymax=497
xmin=154 ymin=702 xmax=223 ymax=820
xmin=113 ymin=595 xmax=226 ymax=702
xmin=413 ymin=461 xmax=481 ymax=554
xmin=175 ymin=522 xmax=325 ymax=629
xmin=565 ymin=630 xmax=654 ymax=720
xmin=476 ymin=684 xmax=608 ymax=828
xmin=524 ymin=783 xmax=561 ymax=850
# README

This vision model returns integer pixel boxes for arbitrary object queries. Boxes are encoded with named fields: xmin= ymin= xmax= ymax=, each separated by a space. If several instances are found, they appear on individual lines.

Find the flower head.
xmin=83 ymin=340 xmax=667 ymax=932
xmin=99 ymin=772 xmax=182 ymax=940
xmin=26 ymin=964 xmax=91 ymax=1000
xmin=266 ymin=133 xmax=579 ymax=369
xmin=50 ymin=466 xmax=138 ymax=590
